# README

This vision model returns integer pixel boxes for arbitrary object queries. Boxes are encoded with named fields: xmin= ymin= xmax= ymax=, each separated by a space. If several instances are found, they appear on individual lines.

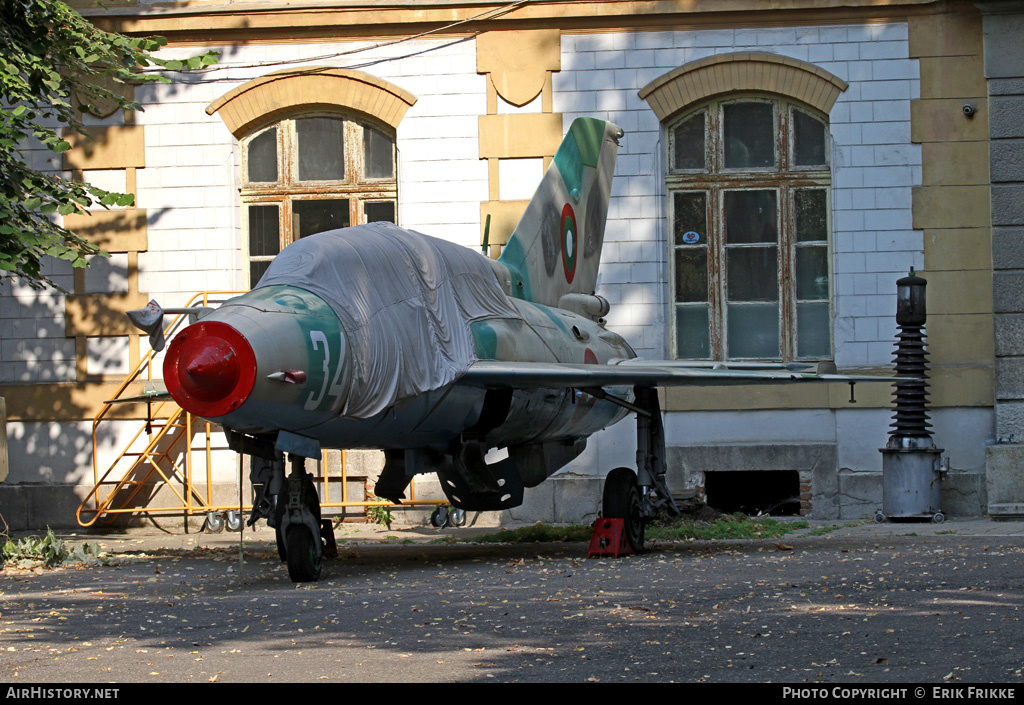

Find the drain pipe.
xmin=876 ymin=269 xmax=947 ymax=523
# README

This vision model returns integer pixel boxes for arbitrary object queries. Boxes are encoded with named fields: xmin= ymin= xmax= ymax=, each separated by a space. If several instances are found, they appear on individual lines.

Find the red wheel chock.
xmin=587 ymin=518 xmax=634 ymax=558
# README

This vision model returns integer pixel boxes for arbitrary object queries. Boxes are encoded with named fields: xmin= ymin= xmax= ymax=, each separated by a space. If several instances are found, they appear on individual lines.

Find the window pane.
xmin=672 ymin=113 xmax=705 ymax=171
xmin=247 ymin=128 xmax=277 ymax=183
xmin=676 ymin=305 xmax=710 ymax=358
xmin=293 ymin=199 xmax=350 ymax=238
xmin=673 ymin=191 xmax=707 ymax=246
xmin=364 ymin=126 xmax=395 ymax=180
xmin=795 ymin=189 xmax=828 ymax=242
xmin=250 ymin=260 xmax=272 ymax=287
xmin=365 ymin=201 xmax=395 ymax=223
xmin=724 ymin=102 xmax=774 ymax=169
xmin=727 ymin=304 xmax=779 ymax=358
xmin=675 ymin=248 xmax=708 ymax=303
xmin=297 ymin=117 xmax=345 ymax=181
xmin=727 ymin=247 xmax=778 ymax=302
xmin=724 ymin=190 xmax=777 ymax=244
xmin=796 ymin=245 xmax=829 ymax=300
xmin=794 ymin=110 xmax=826 ymax=167
xmin=248 ymin=205 xmax=279 ymax=257
xmin=797 ymin=302 xmax=831 ymax=358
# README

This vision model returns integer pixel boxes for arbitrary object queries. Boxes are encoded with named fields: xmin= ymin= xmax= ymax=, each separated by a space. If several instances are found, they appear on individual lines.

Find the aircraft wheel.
xmin=286 ymin=527 xmax=322 ymax=582
xmin=603 ymin=467 xmax=645 ymax=554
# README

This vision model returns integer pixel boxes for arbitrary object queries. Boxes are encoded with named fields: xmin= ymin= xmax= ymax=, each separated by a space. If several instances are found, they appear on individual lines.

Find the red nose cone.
xmin=182 ymin=338 xmax=240 ymax=401
xmin=164 ymin=321 xmax=256 ymax=418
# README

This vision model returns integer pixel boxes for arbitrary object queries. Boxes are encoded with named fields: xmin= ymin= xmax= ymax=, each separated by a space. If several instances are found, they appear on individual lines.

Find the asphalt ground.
xmin=1 ymin=518 xmax=1023 ymax=687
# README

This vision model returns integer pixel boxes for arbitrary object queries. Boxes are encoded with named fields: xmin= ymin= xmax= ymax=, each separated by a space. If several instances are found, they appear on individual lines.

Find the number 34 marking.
xmin=304 ymin=330 xmax=346 ymax=412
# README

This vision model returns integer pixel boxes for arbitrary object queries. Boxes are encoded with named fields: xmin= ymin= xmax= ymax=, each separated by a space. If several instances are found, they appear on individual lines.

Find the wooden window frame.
xmin=240 ymin=112 xmax=398 ymax=287
xmin=667 ymin=96 xmax=833 ymax=362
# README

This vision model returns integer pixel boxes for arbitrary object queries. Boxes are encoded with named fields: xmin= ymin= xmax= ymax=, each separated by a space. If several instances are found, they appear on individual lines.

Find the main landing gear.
xmin=599 ymin=386 xmax=680 ymax=554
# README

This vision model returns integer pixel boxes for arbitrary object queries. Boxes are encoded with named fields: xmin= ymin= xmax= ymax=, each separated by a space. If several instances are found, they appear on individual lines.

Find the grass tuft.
xmin=465 ymin=524 xmax=593 ymax=544
xmin=647 ymin=513 xmax=799 ymax=541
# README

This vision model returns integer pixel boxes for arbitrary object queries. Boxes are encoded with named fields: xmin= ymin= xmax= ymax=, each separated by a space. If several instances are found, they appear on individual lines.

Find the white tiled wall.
xmin=554 ymin=22 xmax=923 ymax=364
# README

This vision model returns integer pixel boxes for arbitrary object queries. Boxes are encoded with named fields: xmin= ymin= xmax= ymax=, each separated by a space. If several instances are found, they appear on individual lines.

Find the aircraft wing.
xmin=459 ymin=360 xmax=901 ymax=389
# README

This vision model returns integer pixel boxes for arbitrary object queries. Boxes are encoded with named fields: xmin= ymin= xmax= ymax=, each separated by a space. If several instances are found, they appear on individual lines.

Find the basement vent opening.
xmin=705 ymin=470 xmax=802 ymax=516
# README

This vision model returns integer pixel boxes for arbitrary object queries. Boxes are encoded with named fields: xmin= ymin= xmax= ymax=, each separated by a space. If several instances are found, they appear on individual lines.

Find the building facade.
xmin=2 ymin=0 xmax=1021 ymax=529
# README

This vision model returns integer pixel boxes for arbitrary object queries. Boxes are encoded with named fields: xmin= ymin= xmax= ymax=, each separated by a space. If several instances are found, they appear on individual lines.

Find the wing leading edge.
xmin=458 ymin=359 xmax=902 ymax=389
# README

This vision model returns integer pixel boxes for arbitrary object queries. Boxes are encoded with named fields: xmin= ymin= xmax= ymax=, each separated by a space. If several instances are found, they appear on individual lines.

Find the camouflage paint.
xmin=471 ymin=320 xmax=499 ymax=360
xmin=498 ymin=234 xmax=533 ymax=303
xmin=499 ymin=118 xmax=622 ymax=308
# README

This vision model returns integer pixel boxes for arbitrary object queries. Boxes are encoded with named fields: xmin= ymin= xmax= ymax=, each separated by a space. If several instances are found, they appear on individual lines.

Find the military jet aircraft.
xmin=131 ymin=117 xmax=893 ymax=582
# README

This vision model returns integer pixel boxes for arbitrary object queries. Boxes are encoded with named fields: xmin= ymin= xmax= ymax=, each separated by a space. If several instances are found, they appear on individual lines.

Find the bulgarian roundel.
xmin=560 ymin=203 xmax=578 ymax=284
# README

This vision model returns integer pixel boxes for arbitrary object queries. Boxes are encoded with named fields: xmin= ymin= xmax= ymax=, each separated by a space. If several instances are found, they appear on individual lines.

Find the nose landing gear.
xmin=279 ymin=455 xmax=325 ymax=583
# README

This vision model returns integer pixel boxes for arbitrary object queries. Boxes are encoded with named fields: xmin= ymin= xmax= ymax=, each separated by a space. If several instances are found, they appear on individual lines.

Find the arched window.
xmin=240 ymin=114 xmax=398 ymax=286
xmin=668 ymin=96 xmax=832 ymax=361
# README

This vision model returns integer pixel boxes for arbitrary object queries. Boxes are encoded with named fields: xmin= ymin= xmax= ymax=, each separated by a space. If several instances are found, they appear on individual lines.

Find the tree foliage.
xmin=0 ymin=0 xmax=218 ymax=288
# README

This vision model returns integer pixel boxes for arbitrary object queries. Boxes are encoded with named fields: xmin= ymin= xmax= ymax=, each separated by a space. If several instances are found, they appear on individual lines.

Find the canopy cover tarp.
xmin=257 ymin=222 xmax=521 ymax=418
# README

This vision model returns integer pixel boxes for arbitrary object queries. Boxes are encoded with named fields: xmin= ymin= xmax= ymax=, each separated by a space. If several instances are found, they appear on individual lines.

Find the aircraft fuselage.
xmin=164 ymin=282 xmax=634 ymax=453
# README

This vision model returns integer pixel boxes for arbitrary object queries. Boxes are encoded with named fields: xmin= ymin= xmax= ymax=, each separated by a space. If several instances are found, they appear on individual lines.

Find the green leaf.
xmin=0 ymin=0 xmax=209 ymax=288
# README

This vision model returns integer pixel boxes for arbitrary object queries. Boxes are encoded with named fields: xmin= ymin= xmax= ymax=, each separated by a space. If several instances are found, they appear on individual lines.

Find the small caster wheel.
xmin=205 ymin=511 xmax=225 ymax=533
xmin=430 ymin=506 xmax=449 ymax=528
xmin=873 ymin=511 xmax=885 ymax=524
xmin=225 ymin=510 xmax=243 ymax=532
xmin=932 ymin=512 xmax=945 ymax=524
xmin=449 ymin=507 xmax=466 ymax=527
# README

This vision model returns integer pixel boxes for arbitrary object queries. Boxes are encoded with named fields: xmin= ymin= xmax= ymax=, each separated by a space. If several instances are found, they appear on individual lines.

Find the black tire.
xmin=602 ymin=467 xmax=645 ymax=553
xmin=449 ymin=507 xmax=467 ymax=527
xmin=286 ymin=527 xmax=322 ymax=582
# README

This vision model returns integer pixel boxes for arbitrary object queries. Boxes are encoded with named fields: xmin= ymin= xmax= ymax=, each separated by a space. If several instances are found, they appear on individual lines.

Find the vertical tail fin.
xmin=498 ymin=118 xmax=623 ymax=308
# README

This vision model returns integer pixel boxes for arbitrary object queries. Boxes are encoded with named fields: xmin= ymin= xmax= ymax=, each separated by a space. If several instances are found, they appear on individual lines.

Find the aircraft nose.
xmin=164 ymin=320 xmax=257 ymax=418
